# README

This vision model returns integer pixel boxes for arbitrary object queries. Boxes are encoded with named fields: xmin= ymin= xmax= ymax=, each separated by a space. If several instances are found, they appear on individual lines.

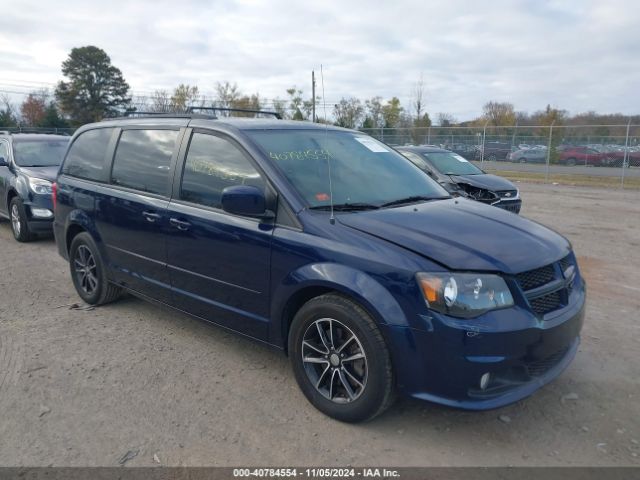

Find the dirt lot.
xmin=0 ymin=182 xmax=638 ymax=467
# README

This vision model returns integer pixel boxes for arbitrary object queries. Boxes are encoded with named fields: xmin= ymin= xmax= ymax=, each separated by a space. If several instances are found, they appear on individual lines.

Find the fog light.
xmin=31 ymin=208 xmax=53 ymax=219
xmin=480 ymin=372 xmax=491 ymax=390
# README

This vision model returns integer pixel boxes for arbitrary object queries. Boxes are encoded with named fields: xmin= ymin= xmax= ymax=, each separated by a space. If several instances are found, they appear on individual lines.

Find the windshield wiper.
xmin=380 ymin=196 xmax=443 ymax=208
xmin=310 ymin=202 xmax=380 ymax=212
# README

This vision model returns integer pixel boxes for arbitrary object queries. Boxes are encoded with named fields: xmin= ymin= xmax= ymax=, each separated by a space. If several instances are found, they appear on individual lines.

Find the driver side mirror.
xmin=221 ymin=185 xmax=274 ymax=219
xmin=0 ymin=157 xmax=8 ymax=167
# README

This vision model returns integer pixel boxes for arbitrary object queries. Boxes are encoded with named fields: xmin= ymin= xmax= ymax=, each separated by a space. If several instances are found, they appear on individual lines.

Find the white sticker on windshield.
xmin=354 ymin=137 xmax=390 ymax=152
xmin=453 ymin=154 xmax=469 ymax=163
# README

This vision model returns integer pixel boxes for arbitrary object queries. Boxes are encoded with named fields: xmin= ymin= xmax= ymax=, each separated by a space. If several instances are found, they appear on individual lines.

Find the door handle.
xmin=169 ymin=217 xmax=191 ymax=231
xmin=142 ymin=211 xmax=161 ymax=223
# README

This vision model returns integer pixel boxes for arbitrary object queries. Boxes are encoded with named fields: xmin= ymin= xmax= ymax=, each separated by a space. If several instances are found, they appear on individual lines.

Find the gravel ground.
xmin=0 ymin=182 xmax=638 ymax=467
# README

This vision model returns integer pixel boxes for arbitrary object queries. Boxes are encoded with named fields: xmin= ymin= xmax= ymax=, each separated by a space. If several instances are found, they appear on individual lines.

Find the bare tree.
xmin=482 ymin=101 xmax=516 ymax=127
xmin=171 ymin=84 xmax=200 ymax=112
xmin=150 ymin=90 xmax=172 ymax=113
xmin=411 ymin=73 xmax=426 ymax=120
xmin=333 ymin=97 xmax=364 ymax=129
xmin=215 ymin=81 xmax=241 ymax=114
xmin=436 ymin=112 xmax=457 ymax=126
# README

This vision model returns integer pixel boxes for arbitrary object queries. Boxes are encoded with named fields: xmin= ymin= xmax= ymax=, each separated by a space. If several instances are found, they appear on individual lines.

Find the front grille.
xmin=524 ymin=347 xmax=569 ymax=378
xmin=516 ymin=265 xmax=555 ymax=291
xmin=515 ymin=255 xmax=578 ymax=318
xmin=529 ymin=291 xmax=562 ymax=315
xmin=497 ymin=202 xmax=521 ymax=213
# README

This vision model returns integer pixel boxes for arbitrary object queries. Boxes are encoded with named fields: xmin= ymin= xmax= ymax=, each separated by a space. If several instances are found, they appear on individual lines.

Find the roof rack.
xmin=106 ymin=111 xmax=216 ymax=121
xmin=187 ymin=106 xmax=282 ymax=119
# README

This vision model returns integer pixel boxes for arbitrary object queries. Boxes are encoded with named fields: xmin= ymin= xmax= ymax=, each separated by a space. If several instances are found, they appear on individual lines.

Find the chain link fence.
xmin=360 ymin=124 xmax=640 ymax=188
xmin=1 ymin=126 xmax=75 ymax=135
xmin=3 ymin=123 xmax=639 ymax=188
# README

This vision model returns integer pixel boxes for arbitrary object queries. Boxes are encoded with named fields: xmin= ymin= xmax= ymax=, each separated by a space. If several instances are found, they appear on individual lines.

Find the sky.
xmin=0 ymin=0 xmax=638 ymax=121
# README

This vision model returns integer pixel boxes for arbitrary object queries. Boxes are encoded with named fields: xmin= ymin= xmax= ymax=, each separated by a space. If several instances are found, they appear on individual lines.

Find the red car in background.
xmin=559 ymin=146 xmax=608 ymax=166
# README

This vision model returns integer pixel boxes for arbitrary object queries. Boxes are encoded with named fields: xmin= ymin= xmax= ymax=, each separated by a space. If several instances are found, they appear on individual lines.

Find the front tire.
xmin=288 ymin=294 xmax=395 ymax=423
xmin=9 ymin=198 xmax=33 ymax=242
xmin=69 ymin=232 xmax=122 ymax=305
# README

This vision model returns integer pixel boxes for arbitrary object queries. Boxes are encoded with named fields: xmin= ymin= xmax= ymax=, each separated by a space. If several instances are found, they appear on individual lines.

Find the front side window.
xmin=13 ymin=138 xmax=69 ymax=168
xmin=246 ymin=130 xmax=448 ymax=208
xmin=111 ymin=129 xmax=179 ymax=196
xmin=62 ymin=128 xmax=113 ymax=180
xmin=180 ymin=133 xmax=264 ymax=209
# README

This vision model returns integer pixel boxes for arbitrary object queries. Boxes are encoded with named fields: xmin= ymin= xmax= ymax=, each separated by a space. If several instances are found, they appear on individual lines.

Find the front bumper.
xmin=495 ymin=199 xmax=522 ymax=214
xmin=383 ymin=282 xmax=585 ymax=410
xmin=25 ymin=194 xmax=54 ymax=233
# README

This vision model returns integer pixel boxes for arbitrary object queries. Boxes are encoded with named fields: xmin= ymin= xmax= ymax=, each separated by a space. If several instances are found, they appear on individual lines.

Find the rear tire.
xmin=69 ymin=232 xmax=121 ymax=305
xmin=288 ymin=294 xmax=395 ymax=423
xmin=9 ymin=198 xmax=34 ymax=242
xmin=566 ymin=157 xmax=577 ymax=166
xmin=518 ymin=157 xmax=527 ymax=163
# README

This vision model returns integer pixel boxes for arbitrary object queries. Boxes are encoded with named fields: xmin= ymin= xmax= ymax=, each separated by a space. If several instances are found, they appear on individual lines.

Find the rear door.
xmin=96 ymin=127 xmax=184 ymax=303
xmin=166 ymin=129 xmax=274 ymax=340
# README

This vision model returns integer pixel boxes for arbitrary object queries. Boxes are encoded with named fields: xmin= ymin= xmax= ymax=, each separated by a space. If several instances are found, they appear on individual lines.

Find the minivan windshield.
xmin=423 ymin=151 xmax=483 ymax=176
xmin=13 ymin=138 xmax=69 ymax=167
xmin=247 ymin=130 xmax=449 ymax=209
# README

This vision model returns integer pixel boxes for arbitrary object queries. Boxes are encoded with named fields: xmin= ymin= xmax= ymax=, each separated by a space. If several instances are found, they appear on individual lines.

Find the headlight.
xmin=417 ymin=272 xmax=514 ymax=318
xmin=28 ymin=177 xmax=53 ymax=194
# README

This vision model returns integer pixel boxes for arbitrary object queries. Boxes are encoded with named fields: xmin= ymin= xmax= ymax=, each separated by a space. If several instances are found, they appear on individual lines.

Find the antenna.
xmin=320 ymin=64 xmax=335 ymax=225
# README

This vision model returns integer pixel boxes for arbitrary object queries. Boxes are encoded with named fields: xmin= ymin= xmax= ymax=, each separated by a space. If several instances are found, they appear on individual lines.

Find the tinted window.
xmin=62 ymin=128 xmax=113 ymax=180
xmin=180 ymin=133 xmax=264 ymax=209
xmin=13 ymin=138 xmax=69 ymax=167
xmin=111 ymin=129 xmax=178 ymax=196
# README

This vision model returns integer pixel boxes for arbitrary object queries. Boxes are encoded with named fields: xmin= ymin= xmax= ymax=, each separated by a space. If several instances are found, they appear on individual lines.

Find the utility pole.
xmin=311 ymin=71 xmax=316 ymax=123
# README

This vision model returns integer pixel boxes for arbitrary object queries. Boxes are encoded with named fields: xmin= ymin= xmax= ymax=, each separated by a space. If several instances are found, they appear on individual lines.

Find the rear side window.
xmin=62 ymin=128 xmax=113 ymax=181
xmin=180 ymin=133 xmax=264 ymax=209
xmin=111 ymin=129 xmax=179 ymax=196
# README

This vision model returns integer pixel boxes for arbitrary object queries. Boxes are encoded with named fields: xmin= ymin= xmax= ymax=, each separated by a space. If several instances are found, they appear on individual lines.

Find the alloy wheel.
xmin=74 ymin=245 xmax=98 ymax=295
xmin=301 ymin=318 xmax=368 ymax=403
xmin=10 ymin=203 xmax=21 ymax=236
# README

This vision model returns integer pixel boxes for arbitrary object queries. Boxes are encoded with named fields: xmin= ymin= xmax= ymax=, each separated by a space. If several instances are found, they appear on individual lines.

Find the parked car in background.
xmin=398 ymin=146 xmax=522 ymax=213
xmin=0 ymin=132 xmax=69 ymax=241
xmin=559 ymin=146 xmax=608 ymax=166
xmin=508 ymin=148 xmax=547 ymax=164
xmin=478 ymin=141 xmax=512 ymax=161
xmin=444 ymin=143 xmax=478 ymax=160
xmin=53 ymin=113 xmax=584 ymax=422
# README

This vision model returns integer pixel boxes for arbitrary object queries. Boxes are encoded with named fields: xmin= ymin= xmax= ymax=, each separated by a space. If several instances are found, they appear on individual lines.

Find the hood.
xmin=337 ymin=198 xmax=569 ymax=274
xmin=449 ymin=173 xmax=516 ymax=192
xmin=19 ymin=166 xmax=59 ymax=182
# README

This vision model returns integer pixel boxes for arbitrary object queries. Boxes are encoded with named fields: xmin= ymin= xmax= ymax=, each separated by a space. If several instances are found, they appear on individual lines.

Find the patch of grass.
xmin=484 ymin=169 xmax=640 ymax=189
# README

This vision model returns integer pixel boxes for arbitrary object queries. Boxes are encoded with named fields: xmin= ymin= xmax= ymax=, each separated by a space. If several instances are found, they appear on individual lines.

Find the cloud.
xmin=0 ymin=0 xmax=638 ymax=119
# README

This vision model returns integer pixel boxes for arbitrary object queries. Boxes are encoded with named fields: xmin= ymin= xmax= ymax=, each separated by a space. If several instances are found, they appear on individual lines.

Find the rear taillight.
xmin=52 ymin=182 xmax=57 ymax=211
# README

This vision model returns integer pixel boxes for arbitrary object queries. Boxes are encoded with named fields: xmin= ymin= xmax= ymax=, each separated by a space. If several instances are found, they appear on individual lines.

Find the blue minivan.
xmin=53 ymin=112 xmax=585 ymax=422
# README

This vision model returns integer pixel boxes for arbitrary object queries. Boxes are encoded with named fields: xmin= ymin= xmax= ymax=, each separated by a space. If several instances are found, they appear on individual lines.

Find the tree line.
xmin=1 ymin=45 xmax=637 ymax=138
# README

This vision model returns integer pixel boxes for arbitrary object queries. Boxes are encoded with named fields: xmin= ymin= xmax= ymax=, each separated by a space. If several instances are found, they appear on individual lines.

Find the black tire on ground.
xmin=518 ymin=157 xmax=527 ymax=163
xmin=69 ymin=232 xmax=122 ymax=305
xmin=488 ymin=154 xmax=497 ymax=161
xmin=566 ymin=157 xmax=577 ymax=166
xmin=9 ymin=197 xmax=34 ymax=242
xmin=288 ymin=293 xmax=395 ymax=423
